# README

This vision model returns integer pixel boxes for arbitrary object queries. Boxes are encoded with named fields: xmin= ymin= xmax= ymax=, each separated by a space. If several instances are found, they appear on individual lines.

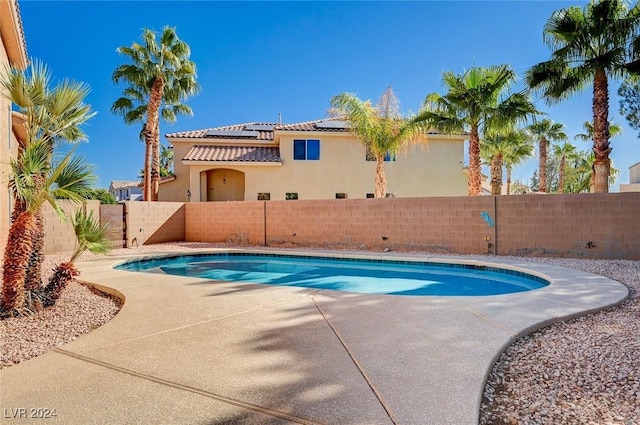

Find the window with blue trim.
xmin=293 ymin=139 xmax=320 ymax=160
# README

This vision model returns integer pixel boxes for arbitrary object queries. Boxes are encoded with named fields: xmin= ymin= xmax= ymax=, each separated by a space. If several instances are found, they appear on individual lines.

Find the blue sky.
xmin=17 ymin=0 xmax=637 ymax=191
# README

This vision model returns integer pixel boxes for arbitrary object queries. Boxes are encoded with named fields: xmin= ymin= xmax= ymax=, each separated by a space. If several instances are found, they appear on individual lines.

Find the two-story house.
xmin=109 ymin=180 xmax=143 ymax=202
xmin=160 ymin=118 xmax=467 ymax=202
xmin=620 ymin=162 xmax=640 ymax=192
xmin=1 ymin=0 xmax=28 ymax=253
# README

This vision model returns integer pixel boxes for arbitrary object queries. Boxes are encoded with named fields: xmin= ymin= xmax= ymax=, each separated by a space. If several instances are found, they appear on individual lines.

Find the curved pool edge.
xmin=113 ymin=249 xmax=552 ymax=297
xmin=4 ymin=247 xmax=627 ymax=425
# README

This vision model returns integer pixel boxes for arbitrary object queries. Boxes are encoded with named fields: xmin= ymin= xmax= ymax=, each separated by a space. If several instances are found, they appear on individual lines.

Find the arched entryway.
xmin=204 ymin=168 xmax=245 ymax=201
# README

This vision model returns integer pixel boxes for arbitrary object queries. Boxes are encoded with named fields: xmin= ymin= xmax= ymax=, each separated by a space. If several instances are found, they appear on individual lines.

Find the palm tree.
xmin=160 ymin=144 xmax=174 ymax=176
xmin=0 ymin=60 xmax=95 ymax=299
xmin=574 ymin=120 xmax=623 ymax=142
xmin=138 ymin=144 xmax=174 ymax=179
xmin=43 ymin=209 xmax=110 ymax=307
xmin=329 ymin=86 xmax=425 ymax=198
xmin=481 ymin=129 xmax=531 ymax=195
xmin=2 ymin=141 xmax=95 ymax=313
xmin=502 ymin=134 xmax=534 ymax=195
xmin=552 ymin=142 xmax=579 ymax=193
xmin=414 ymin=65 xmax=538 ymax=195
xmin=112 ymin=26 xmax=199 ymax=201
xmin=574 ymin=120 xmax=622 ymax=192
xmin=527 ymin=119 xmax=568 ymax=193
xmin=526 ymin=0 xmax=640 ymax=193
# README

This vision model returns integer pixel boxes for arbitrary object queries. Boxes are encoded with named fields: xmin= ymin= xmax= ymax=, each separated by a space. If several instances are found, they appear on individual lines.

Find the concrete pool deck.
xmin=0 ymin=248 xmax=629 ymax=424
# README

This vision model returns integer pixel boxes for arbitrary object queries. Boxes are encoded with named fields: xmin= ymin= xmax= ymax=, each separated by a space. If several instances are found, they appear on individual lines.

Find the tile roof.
xmin=182 ymin=145 xmax=282 ymax=163
xmin=166 ymin=118 xmax=350 ymax=140
xmin=110 ymin=180 xmax=141 ymax=190
xmin=166 ymin=118 xmax=450 ymax=142
xmin=167 ymin=122 xmax=277 ymax=140
xmin=276 ymin=118 xmax=349 ymax=132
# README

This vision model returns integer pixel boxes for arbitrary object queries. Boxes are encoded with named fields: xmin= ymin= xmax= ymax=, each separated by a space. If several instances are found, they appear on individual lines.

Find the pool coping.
xmin=0 ymin=247 xmax=629 ymax=425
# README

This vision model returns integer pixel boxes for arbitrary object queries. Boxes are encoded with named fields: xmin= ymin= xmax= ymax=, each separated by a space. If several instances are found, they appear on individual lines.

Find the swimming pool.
xmin=115 ymin=253 xmax=549 ymax=296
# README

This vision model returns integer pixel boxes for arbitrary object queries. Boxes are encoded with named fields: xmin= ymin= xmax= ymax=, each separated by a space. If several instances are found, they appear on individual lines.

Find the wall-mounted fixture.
xmin=187 ymin=189 xmax=191 ymax=202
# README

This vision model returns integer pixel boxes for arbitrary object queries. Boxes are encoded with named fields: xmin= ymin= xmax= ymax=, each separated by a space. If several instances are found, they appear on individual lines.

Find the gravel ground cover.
xmin=1 ymin=243 xmax=638 ymax=424
xmin=479 ymin=257 xmax=640 ymax=425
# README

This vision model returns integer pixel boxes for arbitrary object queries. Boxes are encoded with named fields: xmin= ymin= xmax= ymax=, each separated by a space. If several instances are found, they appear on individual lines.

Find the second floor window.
xmin=365 ymin=145 xmax=396 ymax=161
xmin=294 ymin=139 xmax=320 ymax=160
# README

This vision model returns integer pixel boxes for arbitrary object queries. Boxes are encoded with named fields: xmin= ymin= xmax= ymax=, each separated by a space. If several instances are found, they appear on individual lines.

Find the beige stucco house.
xmin=619 ymin=162 xmax=640 ymax=192
xmin=0 ymin=0 xmax=28 ymax=253
xmin=161 ymin=118 xmax=467 ymax=202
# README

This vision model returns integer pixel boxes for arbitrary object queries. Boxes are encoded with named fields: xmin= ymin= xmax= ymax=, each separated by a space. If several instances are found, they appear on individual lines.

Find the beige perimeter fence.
xmin=38 ymin=192 xmax=640 ymax=260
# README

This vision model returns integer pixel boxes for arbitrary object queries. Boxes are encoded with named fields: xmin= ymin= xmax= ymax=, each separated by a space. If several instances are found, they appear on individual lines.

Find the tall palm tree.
xmin=526 ymin=0 xmax=640 ymax=193
xmin=414 ymin=65 xmax=538 ymax=195
xmin=502 ymin=133 xmax=534 ymax=195
xmin=527 ymin=119 xmax=568 ymax=193
xmin=481 ymin=129 xmax=531 ymax=195
xmin=112 ymin=26 xmax=199 ymax=201
xmin=552 ymin=142 xmax=579 ymax=193
xmin=2 ymin=141 xmax=95 ymax=313
xmin=329 ymin=86 xmax=425 ymax=198
xmin=0 ymin=61 xmax=95 ymax=297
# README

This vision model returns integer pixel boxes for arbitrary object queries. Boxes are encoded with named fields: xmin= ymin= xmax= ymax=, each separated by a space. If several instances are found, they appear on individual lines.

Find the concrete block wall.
xmin=185 ymin=201 xmax=265 ymax=245
xmin=497 ymin=193 xmax=640 ymax=259
xmin=42 ymin=200 xmax=100 ymax=254
xmin=264 ymin=197 xmax=497 ymax=254
xmin=125 ymin=201 xmax=185 ymax=247
xmin=36 ymin=193 xmax=640 ymax=260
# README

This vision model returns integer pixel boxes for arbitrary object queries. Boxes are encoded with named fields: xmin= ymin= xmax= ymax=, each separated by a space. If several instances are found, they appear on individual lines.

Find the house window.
xmin=366 ymin=193 xmax=375 ymax=198
xmin=336 ymin=193 xmax=347 ymax=199
xmin=365 ymin=146 xmax=396 ymax=162
xmin=258 ymin=193 xmax=270 ymax=201
xmin=385 ymin=193 xmax=395 ymax=198
xmin=293 ymin=139 xmax=320 ymax=160
xmin=286 ymin=192 xmax=299 ymax=200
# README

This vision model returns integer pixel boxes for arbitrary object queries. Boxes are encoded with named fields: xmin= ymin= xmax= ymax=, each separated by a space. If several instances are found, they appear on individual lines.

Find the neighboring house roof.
xmin=183 ymin=145 xmax=282 ymax=163
xmin=166 ymin=118 xmax=350 ymax=141
xmin=0 ymin=0 xmax=28 ymax=68
xmin=166 ymin=118 xmax=454 ymax=143
xmin=109 ymin=180 xmax=141 ymax=191
xmin=167 ymin=122 xmax=278 ymax=140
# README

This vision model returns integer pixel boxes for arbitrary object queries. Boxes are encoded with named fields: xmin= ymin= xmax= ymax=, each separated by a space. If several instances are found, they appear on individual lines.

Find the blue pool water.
xmin=115 ymin=253 xmax=548 ymax=296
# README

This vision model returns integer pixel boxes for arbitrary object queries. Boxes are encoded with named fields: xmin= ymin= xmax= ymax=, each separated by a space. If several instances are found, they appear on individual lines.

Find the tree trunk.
xmin=539 ymin=138 xmax=548 ymax=193
xmin=143 ymin=138 xmax=151 ymax=201
xmin=592 ymin=69 xmax=610 ymax=193
xmin=374 ymin=154 xmax=386 ymax=198
xmin=43 ymin=262 xmax=79 ymax=307
xmin=506 ymin=166 xmax=512 ymax=195
xmin=490 ymin=154 xmax=503 ymax=196
xmin=468 ymin=126 xmax=482 ymax=196
xmin=2 ymin=212 xmax=36 ymax=313
xmin=558 ymin=156 xmax=566 ymax=194
xmin=148 ymin=77 xmax=165 ymax=202
xmin=23 ymin=210 xmax=44 ymax=310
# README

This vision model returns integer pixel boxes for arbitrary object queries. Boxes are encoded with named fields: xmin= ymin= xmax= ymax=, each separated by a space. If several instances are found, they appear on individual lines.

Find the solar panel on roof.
xmin=245 ymin=124 xmax=275 ymax=131
xmin=314 ymin=120 xmax=349 ymax=129
xmin=205 ymin=130 xmax=259 ymax=138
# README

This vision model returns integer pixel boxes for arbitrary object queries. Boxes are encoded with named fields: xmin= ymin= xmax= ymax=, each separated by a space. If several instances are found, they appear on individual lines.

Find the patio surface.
xmin=0 ymin=248 xmax=629 ymax=424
